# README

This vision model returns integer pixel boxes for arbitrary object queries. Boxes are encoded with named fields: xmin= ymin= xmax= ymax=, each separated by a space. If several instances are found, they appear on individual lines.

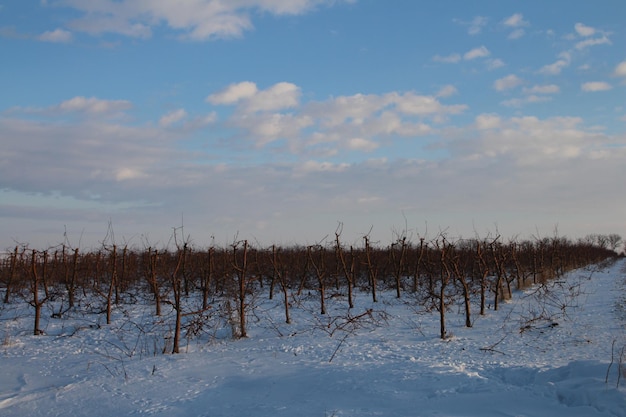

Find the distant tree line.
xmin=0 ymin=228 xmax=622 ymax=351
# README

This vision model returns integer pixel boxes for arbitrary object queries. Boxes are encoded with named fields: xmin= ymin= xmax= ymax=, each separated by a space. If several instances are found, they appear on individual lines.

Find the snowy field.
xmin=1 ymin=259 xmax=625 ymax=417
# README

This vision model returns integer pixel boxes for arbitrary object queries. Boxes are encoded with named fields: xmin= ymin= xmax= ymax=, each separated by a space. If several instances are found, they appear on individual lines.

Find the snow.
xmin=1 ymin=259 xmax=625 ymax=416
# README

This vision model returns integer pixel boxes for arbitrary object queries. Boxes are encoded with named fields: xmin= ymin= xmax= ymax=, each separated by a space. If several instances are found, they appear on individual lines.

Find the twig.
xmin=606 ymin=339 xmax=616 ymax=384
xmin=480 ymin=333 xmax=508 ymax=355
xmin=616 ymin=345 xmax=626 ymax=388
xmin=328 ymin=331 xmax=351 ymax=363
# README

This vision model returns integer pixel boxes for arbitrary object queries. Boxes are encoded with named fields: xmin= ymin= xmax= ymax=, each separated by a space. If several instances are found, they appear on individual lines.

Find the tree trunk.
xmin=232 ymin=241 xmax=249 ymax=338
xmin=364 ymin=236 xmax=378 ymax=303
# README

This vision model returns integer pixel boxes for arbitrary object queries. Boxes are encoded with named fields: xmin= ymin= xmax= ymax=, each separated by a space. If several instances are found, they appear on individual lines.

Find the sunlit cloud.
xmin=574 ymin=22 xmax=596 ymax=37
xmin=159 ymin=109 xmax=188 ymax=127
xmin=575 ymin=35 xmax=611 ymax=50
xmin=464 ymin=46 xmax=490 ymax=60
xmin=432 ymin=53 xmax=461 ymax=64
xmin=538 ymin=52 xmax=571 ymax=75
xmin=54 ymin=0 xmax=354 ymax=41
xmin=614 ymin=61 xmax=626 ymax=77
xmin=57 ymin=96 xmax=132 ymax=114
xmin=493 ymin=74 xmax=523 ymax=92
xmin=38 ymin=28 xmax=73 ymax=42
xmin=581 ymin=81 xmax=612 ymax=92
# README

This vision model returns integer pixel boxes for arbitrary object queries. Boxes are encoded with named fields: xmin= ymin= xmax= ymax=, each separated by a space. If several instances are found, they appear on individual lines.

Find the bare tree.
xmin=335 ymin=224 xmax=355 ymax=309
xmin=28 ymin=250 xmax=50 ymax=335
xmin=270 ymin=245 xmax=291 ymax=324
xmin=411 ymin=237 xmax=426 ymax=293
xmin=105 ymin=245 xmax=118 ymax=325
xmin=436 ymin=238 xmax=451 ymax=339
xmin=201 ymin=247 xmax=215 ymax=311
xmin=390 ymin=236 xmax=408 ymax=299
xmin=449 ymin=241 xmax=472 ymax=328
xmin=308 ymin=245 xmax=328 ymax=315
xmin=170 ymin=245 xmax=185 ymax=353
xmin=232 ymin=240 xmax=249 ymax=338
xmin=607 ymin=234 xmax=623 ymax=253
xmin=475 ymin=239 xmax=490 ymax=316
xmin=364 ymin=235 xmax=378 ymax=303
xmin=489 ymin=236 xmax=507 ymax=311
xmin=144 ymin=247 xmax=162 ymax=316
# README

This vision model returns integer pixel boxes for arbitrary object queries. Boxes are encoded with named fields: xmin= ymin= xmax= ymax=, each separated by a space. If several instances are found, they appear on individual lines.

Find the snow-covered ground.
xmin=1 ymin=259 xmax=625 ymax=417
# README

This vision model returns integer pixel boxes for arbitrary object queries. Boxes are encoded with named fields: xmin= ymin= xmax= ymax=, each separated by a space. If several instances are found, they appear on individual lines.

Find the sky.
xmin=1 ymin=0 xmax=625 ymax=249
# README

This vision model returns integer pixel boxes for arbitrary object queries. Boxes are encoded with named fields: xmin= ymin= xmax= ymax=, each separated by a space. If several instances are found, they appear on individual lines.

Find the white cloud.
xmin=539 ymin=60 xmax=567 ymax=75
xmin=57 ymin=96 xmax=132 ymax=114
xmin=115 ymin=168 xmax=147 ymax=181
xmin=508 ymin=28 xmax=525 ymax=40
xmin=449 ymin=115 xmax=619 ymax=172
xmin=502 ymin=13 xmax=528 ymax=39
xmin=191 ymin=112 xmax=218 ymax=128
xmin=575 ymin=35 xmax=611 ymax=50
xmin=432 ymin=53 xmax=461 ymax=64
xmin=307 ymin=93 xmax=387 ymax=128
xmin=539 ymin=52 xmax=571 ymax=75
xmin=468 ymin=16 xmax=488 ymax=35
xmin=574 ymin=23 xmax=595 ymax=37
xmin=453 ymin=16 xmax=488 ymax=36
xmin=493 ymin=74 xmax=523 ymax=92
xmin=297 ymin=160 xmax=349 ymax=174
xmin=486 ymin=58 xmax=505 ymax=70
xmin=392 ymin=92 xmax=467 ymax=116
xmin=207 ymin=81 xmax=258 ymax=105
xmin=0 ymin=115 xmax=178 ymax=210
xmin=57 ymin=0 xmax=352 ymax=41
xmin=464 ymin=46 xmax=490 ymax=60
xmin=581 ymin=82 xmax=612 ymax=92
xmin=346 ymin=137 xmax=379 ymax=152
xmin=3 ymin=101 xmax=625 ymax=249
xmin=523 ymin=84 xmax=560 ymax=95
xmin=38 ymin=28 xmax=73 ymax=43
xmin=475 ymin=114 xmax=501 ymax=130
xmin=502 ymin=13 xmax=528 ymax=28
xmin=244 ymin=82 xmax=301 ymax=113
xmin=501 ymin=95 xmax=552 ymax=108
xmin=206 ymin=83 xmax=467 ymax=153
xmin=208 ymin=82 xmax=300 ymax=112
xmin=236 ymin=112 xmax=314 ymax=146
xmin=159 ymin=109 xmax=188 ymax=127
xmin=614 ymin=61 xmax=626 ymax=77
xmin=501 ymin=84 xmax=559 ymax=107
xmin=436 ymin=85 xmax=458 ymax=98
xmin=468 ymin=115 xmax=593 ymax=165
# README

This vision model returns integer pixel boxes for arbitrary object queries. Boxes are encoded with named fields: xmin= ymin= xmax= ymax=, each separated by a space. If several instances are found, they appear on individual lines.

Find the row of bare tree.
xmin=0 ymin=230 xmax=621 ymax=348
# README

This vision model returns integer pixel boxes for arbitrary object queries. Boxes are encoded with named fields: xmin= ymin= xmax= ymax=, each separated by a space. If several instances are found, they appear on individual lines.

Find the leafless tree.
xmin=449 ymin=241 xmax=472 ymax=328
xmin=390 ymin=236 xmax=408 ymax=299
xmin=363 ymin=235 xmax=378 ymax=303
xmin=335 ymin=224 xmax=355 ymax=309
xmin=170 ymin=245 xmax=185 ymax=353
xmin=28 ymin=249 xmax=50 ymax=335
xmin=270 ymin=245 xmax=291 ymax=324
xmin=475 ymin=239 xmax=490 ymax=316
xmin=308 ymin=244 xmax=328 ymax=315
xmin=232 ymin=239 xmax=249 ymax=338
xmin=411 ymin=237 xmax=426 ymax=294
xmin=143 ymin=247 xmax=163 ymax=316
xmin=436 ymin=238 xmax=451 ymax=339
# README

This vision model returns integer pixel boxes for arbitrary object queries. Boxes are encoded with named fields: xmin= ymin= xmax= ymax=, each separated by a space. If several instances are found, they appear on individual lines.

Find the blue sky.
xmin=1 ymin=0 xmax=625 ymax=249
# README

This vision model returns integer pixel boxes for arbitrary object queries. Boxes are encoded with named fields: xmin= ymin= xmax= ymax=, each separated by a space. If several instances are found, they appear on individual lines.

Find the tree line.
xmin=0 ymin=228 xmax=622 ymax=353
